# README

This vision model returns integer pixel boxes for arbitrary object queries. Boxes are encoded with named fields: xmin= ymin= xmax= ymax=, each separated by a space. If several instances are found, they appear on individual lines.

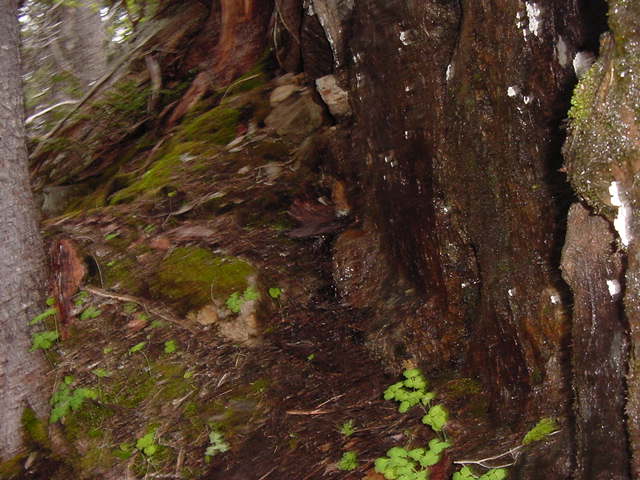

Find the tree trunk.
xmin=0 ymin=0 xmax=49 ymax=462
xmin=57 ymin=0 xmax=107 ymax=90
xmin=560 ymin=203 xmax=629 ymax=479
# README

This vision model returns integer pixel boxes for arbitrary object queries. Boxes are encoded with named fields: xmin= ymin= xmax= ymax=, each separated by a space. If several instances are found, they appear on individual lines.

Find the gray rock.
xmin=265 ymin=90 xmax=324 ymax=141
xmin=315 ymin=74 xmax=351 ymax=118
xmin=269 ymin=84 xmax=301 ymax=106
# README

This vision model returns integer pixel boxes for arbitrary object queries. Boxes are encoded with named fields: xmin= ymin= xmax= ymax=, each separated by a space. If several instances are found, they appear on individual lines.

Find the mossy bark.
xmin=563 ymin=1 xmax=640 ymax=476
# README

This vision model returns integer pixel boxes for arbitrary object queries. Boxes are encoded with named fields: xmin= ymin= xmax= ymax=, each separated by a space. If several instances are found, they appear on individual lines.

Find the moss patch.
xmin=101 ymin=255 xmax=144 ymax=295
xmin=149 ymin=247 xmax=255 ymax=313
xmin=21 ymin=407 xmax=49 ymax=449
xmin=109 ymin=139 xmax=222 ymax=204
xmin=177 ymin=106 xmax=241 ymax=145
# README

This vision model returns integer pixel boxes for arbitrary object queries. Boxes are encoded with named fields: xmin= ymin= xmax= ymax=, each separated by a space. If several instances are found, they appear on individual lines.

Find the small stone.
xmin=149 ymin=235 xmax=171 ymax=250
xmin=189 ymin=304 xmax=219 ymax=326
xmin=315 ymin=75 xmax=351 ymax=118
xmin=265 ymin=92 xmax=324 ymax=141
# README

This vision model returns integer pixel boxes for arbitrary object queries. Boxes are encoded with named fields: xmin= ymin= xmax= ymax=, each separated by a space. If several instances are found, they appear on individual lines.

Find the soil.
xmin=20 ymin=71 xmax=526 ymax=480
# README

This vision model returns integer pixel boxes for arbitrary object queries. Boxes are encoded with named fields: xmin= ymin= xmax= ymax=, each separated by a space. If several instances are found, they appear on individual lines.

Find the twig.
xmin=453 ymin=430 xmax=561 ymax=469
xmin=315 ymin=393 xmax=345 ymax=409
xmin=453 ymin=445 xmax=522 ymax=469
xmin=84 ymin=285 xmax=197 ymax=333
xmin=274 ymin=0 xmax=300 ymax=45
xmin=145 ymin=54 xmax=162 ymax=113
xmin=220 ymin=74 xmax=261 ymax=102
xmin=286 ymin=409 xmax=333 ymax=415
xmin=26 ymin=100 xmax=79 ymax=125
xmin=257 ymin=466 xmax=277 ymax=480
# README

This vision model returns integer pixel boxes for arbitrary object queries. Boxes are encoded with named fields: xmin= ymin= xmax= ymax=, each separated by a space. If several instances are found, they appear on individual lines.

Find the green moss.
xmin=74 ymin=438 xmax=116 ymax=473
xmin=0 ymin=455 xmax=24 ymax=478
xmin=109 ymin=139 xmax=221 ymax=204
xmin=177 ymin=106 xmax=241 ymax=145
xmin=21 ymin=407 xmax=49 ymax=449
xmin=150 ymin=247 xmax=255 ymax=313
xmin=568 ymin=63 xmax=600 ymax=122
xmin=101 ymin=256 xmax=143 ymax=295
xmin=446 ymin=378 xmax=482 ymax=398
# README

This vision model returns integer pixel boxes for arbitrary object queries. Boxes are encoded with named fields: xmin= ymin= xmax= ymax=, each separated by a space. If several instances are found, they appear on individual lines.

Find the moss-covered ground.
xmin=15 ymin=69 xmax=510 ymax=480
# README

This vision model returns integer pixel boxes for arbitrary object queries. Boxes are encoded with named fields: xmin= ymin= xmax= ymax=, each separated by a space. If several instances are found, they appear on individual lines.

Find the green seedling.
xmin=268 ymin=287 xmax=282 ymax=299
xmin=136 ymin=431 xmax=158 ymax=456
xmin=522 ymin=418 xmax=558 ymax=445
xmin=226 ymin=286 xmax=260 ymax=313
xmin=453 ymin=466 xmax=508 ymax=480
xmin=73 ymin=291 xmax=89 ymax=307
xmin=29 ymin=308 xmax=57 ymax=325
xmin=80 ymin=306 xmax=101 ymax=320
xmin=338 ymin=451 xmax=358 ymax=471
xmin=92 ymin=368 xmax=112 ymax=378
xmin=128 ymin=341 xmax=146 ymax=354
xmin=30 ymin=330 xmax=59 ymax=351
xmin=339 ymin=419 xmax=356 ymax=437
xmin=205 ymin=427 xmax=230 ymax=458
xmin=50 ymin=376 xmax=98 ymax=423
xmin=164 ymin=340 xmax=177 ymax=354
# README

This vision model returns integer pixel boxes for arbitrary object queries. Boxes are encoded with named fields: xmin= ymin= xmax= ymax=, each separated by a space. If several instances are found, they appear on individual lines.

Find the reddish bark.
xmin=169 ymin=0 xmax=274 ymax=126
xmin=50 ymin=238 xmax=86 ymax=339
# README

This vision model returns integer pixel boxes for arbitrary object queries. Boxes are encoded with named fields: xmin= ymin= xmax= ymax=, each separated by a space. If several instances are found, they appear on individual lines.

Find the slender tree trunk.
xmin=0 ymin=0 xmax=49 ymax=461
xmin=58 ymin=1 xmax=107 ymax=89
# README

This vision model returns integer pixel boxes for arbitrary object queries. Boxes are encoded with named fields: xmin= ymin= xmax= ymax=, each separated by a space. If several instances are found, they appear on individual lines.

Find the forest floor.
xmin=23 ymin=73 xmax=511 ymax=480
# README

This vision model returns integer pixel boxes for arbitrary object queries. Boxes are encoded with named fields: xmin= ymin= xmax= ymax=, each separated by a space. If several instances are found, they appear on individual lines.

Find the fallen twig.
xmin=286 ymin=409 xmax=333 ymax=415
xmin=84 ymin=285 xmax=197 ymax=333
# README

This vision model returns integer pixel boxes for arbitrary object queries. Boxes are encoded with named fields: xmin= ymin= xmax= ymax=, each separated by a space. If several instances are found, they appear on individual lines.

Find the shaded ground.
xmin=15 ymin=68 xmax=563 ymax=480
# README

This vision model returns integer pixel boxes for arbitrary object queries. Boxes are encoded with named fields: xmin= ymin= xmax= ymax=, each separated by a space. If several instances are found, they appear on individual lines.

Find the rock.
xmin=315 ymin=74 xmax=351 ymax=118
xmin=218 ymin=311 xmax=260 ymax=346
xmin=188 ymin=304 xmax=219 ymax=326
xmin=269 ymin=84 xmax=301 ymax=106
xmin=149 ymin=235 xmax=171 ymax=250
xmin=332 ymin=228 xmax=388 ymax=308
xmin=40 ymin=184 xmax=86 ymax=217
xmin=265 ymin=89 xmax=324 ymax=141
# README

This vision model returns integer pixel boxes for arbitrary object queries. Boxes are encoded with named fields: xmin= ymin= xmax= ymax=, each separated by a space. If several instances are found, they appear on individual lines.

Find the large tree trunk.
xmin=346 ymin=0 xmax=586 ymax=420
xmin=0 ymin=0 xmax=49 ymax=461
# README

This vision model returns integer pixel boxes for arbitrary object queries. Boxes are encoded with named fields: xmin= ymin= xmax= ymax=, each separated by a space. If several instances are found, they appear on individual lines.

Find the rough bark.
xmin=0 ymin=0 xmax=49 ymax=461
xmin=563 ymin=1 xmax=640 ymax=475
xmin=560 ymin=203 xmax=629 ymax=479
xmin=344 ymin=0 xmax=587 ymax=424
xmin=168 ymin=0 xmax=273 ymax=126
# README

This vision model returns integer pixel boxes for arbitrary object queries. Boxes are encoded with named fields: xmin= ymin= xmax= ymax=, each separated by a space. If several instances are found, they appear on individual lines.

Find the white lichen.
xmin=609 ymin=181 xmax=632 ymax=246
xmin=607 ymin=279 xmax=622 ymax=297
xmin=507 ymin=86 xmax=519 ymax=97
xmin=573 ymin=51 xmax=595 ymax=79
xmin=525 ymin=2 xmax=542 ymax=37
xmin=556 ymin=36 xmax=570 ymax=68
